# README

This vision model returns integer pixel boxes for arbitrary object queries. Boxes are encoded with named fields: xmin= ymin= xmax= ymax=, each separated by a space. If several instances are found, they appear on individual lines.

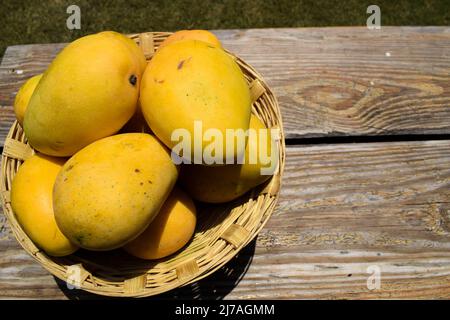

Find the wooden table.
xmin=1 ymin=27 xmax=450 ymax=299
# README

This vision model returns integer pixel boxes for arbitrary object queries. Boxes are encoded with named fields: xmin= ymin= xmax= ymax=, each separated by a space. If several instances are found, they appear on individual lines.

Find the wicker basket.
xmin=0 ymin=32 xmax=285 ymax=297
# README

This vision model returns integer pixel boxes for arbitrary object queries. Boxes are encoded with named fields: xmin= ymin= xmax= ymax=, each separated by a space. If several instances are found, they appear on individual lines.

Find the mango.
xmin=159 ymin=30 xmax=221 ymax=50
xmin=24 ymin=32 xmax=144 ymax=157
xmin=180 ymin=115 xmax=278 ymax=203
xmin=98 ymin=31 xmax=147 ymax=73
xmin=14 ymin=74 xmax=42 ymax=126
xmin=53 ymin=133 xmax=178 ymax=251
xmin=140 ymin=40 xmax=251 ymax=163
xmin=11 ymin=154 xmax=78 ymax=256
xmin=124 ymin=187 xmax=196 ymax=260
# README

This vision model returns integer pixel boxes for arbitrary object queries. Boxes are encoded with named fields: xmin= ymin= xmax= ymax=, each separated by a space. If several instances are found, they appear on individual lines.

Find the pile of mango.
xmin=10 ymin=30 xmax=276 ymax=259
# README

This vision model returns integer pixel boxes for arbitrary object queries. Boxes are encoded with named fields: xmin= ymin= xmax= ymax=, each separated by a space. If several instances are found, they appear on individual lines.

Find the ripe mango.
xmin=98 ymin=31 xmax=147 ymax=73
xmin=11 ymin=154 xmax=78 ymax=256
xmin=53 ymin=133 xmax=178 ymax=251
xmin=24 ymin=32 xmax=144 ymax=157
xmin=180 ymin=115 xmax=278 ymax=203
xmin=14 ymin=74 xmax=42 ymax=126
xmin=140 ymin=40 xmax=251 ymax=163
xmin=159 ymin=30 xmax=221 ymax=50
xmin=124 ymin=187 xmax=196 ymax=260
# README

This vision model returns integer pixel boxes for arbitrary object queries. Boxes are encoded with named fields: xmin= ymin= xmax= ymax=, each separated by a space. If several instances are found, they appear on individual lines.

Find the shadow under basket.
xmin=0 ymin=32 xmax=286 ymax=298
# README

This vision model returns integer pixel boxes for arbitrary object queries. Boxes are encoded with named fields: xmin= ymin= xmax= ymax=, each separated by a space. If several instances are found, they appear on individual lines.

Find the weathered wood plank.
xmin=1 ymin=27 xmax=450 ymax=145
xmin=1 ymin=140 xmax=450 ymax=299
xmin=217 ymin=27 xmax=450 ymax=138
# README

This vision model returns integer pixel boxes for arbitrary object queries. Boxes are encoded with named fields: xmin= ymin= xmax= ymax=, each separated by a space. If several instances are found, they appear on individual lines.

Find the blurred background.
xmin=1 ymin=0 xmax=449 ymax=57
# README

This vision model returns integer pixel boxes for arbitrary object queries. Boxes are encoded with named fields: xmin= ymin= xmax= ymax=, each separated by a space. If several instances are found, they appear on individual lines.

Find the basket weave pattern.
xmin=0 ymin=32 xmax=285 ymax=297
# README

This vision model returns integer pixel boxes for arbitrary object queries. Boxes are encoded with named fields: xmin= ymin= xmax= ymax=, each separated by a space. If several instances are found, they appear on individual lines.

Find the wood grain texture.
xmin=1 ymin=140 xmax=450 ymax=299
xmin=1 ymin=27 xmax=450 ymax=145
xmin=217 ymin=27 xmax=450 ymax=138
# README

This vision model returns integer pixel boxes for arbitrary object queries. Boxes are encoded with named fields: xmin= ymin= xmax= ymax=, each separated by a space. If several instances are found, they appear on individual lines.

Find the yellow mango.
xmin=98 ymin=31 xmax=147 ymax=73
xmin=158 ymin=30 xmax=221 ymax=50
xmin=180 ymin=115 xmax=278 ymax=203
xmin=11 ymin=154 xmax=78 ymax=256
xmin=53 ymin=133 xmax=178 ymax=251
xmin=24 ymin=32 xmax=144 ymax=157
xmin=13 ymin=74 xmax=42 ymax=126
xmin=140 ymin=40 xmax=251 ymax=163
xmin=124 ymin=187 xmax=196 ymax=260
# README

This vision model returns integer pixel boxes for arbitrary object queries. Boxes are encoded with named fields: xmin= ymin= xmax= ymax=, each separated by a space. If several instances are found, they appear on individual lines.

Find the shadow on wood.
xmin=54 ymin=237 xmax=257 ymax=300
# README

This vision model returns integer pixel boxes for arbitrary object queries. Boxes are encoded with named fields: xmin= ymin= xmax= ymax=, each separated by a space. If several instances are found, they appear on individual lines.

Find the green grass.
xmin=1 ymin=0 xmax=449 ymax=58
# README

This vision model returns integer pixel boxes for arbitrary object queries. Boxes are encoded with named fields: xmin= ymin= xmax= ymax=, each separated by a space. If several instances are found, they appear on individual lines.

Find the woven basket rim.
xmin=0 ymin=31 xmax=286 ymax=298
